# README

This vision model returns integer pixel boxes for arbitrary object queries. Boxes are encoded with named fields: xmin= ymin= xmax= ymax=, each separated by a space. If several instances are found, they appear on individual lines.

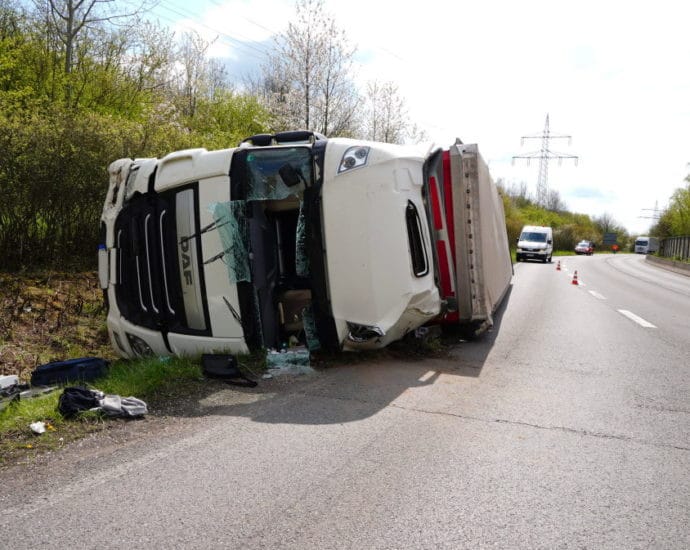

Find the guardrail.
xmin=660 ymin=235 xmax=690 ymax=261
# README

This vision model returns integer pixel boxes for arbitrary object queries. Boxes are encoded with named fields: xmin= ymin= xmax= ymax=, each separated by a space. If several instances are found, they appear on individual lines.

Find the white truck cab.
xmin=100 ymin=132 xmax=441 ymax=358
xmin=634 ymin=236 xmax=659 ymax=254
xmin=516 ymin=225 xmax=553 ymax=263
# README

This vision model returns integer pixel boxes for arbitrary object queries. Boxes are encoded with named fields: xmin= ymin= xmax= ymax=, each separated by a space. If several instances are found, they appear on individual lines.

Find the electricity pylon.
xmin=639 ymin=200 xmax=661 ymax=220
xmin=512 ymin=114 xmax=578 ymax=207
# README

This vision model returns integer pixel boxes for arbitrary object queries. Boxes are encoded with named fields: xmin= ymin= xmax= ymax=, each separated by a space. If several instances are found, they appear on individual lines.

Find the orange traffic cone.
xmin=556 ymin=260 xmax=561 ymax=271
xmin=571 ymin=270 xmax=579 ymax=285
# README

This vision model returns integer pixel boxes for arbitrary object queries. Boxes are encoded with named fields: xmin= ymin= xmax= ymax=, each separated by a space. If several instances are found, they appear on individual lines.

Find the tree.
xmin=545 ymin=188 xmax=566 ymax=212
xmin=261 ymin=0 xmax=358 ymax=135
xmin=0 ymin=2 xmax=273 ymax=270
xmin=503 ymin=180 xmax=532 ymax=208
xmin=314 ymin=16 xmax=358 ymax=135
xmin=35 ymin=0 xmax=148 ymax=106
xmin=594 ymin=212 xmax=617 ymax=234
xmin=662 ymin=180 xmax=690 ymax=235
xmin=362 ymin=80 xmax=407 ymax=144
xmin=173 ymin=30 xmax=223 ymax=118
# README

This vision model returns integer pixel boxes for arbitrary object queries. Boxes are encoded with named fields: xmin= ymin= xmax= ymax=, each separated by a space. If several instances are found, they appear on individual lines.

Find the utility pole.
xmin=639 ymin=200 xmax=661 ymax=220
xmin=512 ymin=114 xmax=578 ymax=208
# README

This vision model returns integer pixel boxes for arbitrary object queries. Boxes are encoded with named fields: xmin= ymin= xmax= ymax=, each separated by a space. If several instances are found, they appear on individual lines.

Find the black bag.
xmin=31 ymin=357 xmax=109 ymax=387
xmin=201 ymin=354 xmax=257 ymax=387
xmin=58 ymin=386 xmax=102 ymax=418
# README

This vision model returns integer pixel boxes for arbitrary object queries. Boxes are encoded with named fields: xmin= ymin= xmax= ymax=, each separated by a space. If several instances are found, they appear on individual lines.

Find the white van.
xmin=516 ymin=225 xmax=553 ymax=263
xmin=634 ymin=236 xmax=659 ymax=254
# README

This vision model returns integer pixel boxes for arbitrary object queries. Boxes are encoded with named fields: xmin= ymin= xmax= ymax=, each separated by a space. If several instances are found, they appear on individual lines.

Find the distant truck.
xmin=99 ymin=132 xmax=512 ymax=358
xmin=634 ymin=236 xmax=659 ymax=254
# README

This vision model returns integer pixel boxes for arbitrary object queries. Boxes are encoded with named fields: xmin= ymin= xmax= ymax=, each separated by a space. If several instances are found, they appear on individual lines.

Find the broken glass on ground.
xmin=266 ymin=347 xmax=314 ymax=376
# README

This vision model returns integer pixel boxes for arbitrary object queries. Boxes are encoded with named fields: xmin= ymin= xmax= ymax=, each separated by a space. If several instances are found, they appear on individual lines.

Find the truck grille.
xmin=114 ymin=187 xmax=209 ymax=335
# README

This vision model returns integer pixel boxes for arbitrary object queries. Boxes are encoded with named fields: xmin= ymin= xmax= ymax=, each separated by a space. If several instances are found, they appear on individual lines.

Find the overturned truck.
xmin=99 ymin=131 xmax=512 ymax=358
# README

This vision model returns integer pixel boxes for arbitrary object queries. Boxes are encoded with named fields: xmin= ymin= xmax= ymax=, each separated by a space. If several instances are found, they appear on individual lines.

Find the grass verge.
xmin=0 ymin=356 xmax=208 ymax=466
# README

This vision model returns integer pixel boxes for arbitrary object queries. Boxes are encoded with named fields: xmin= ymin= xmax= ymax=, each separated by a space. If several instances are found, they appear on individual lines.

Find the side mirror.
xmin=278 ymin=164 xmax=304 ymax=187
xmin=547 ymin=239 xmax=552 ymax=245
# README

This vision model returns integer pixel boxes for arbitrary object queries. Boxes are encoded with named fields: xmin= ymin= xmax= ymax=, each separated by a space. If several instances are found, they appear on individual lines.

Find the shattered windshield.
xmin=210 ymin=201 xmax=251 ymax=283
xmin=210 ymin=147 xmax=316 ymax=288
xmin=245 ymin=147 xmax=312 ymax=201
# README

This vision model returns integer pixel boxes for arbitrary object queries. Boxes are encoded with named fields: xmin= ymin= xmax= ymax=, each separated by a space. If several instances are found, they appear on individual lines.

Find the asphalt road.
xmin=1 ymin=254 xmax=689 ymax=549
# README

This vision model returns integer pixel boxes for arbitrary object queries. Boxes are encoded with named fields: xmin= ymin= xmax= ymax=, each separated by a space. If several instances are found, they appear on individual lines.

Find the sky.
xmin=150 ymin=0 xmax=690 ymax=235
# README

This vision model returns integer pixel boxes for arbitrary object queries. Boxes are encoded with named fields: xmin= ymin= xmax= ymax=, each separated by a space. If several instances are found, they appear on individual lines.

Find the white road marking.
xmin=618 ymin=309 xmax=657 ymax=328
xmin=589 ymin=290 xmax=606 ymax=300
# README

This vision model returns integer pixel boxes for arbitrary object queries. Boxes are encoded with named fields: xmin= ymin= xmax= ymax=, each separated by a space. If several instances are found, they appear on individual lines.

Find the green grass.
xmin=97 ymin=356 xmax=204 ymax=397
xmin=0 ymin=355 xmax=207 ymax=464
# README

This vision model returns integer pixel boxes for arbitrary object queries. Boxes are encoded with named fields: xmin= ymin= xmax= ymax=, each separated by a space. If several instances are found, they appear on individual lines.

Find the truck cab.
xmin=100 ymin=132 xmax=442 ymax=358
xmin=634 ymin=236 xmax=659 ymax=254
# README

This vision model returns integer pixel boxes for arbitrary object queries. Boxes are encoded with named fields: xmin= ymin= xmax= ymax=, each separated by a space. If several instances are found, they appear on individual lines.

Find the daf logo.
xmin=180 ymin=238 xmax=193 ymax=285
xmin=176 ymin=188 xmax=206 ymax=331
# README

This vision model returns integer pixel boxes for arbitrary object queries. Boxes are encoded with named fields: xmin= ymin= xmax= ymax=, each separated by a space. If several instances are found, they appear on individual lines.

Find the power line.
xmin=155 ymin=0 xmax=272 ymax=58
xmin=121 ymin=0 xmax=273 ymax=64
xmin=206 ymin=0 xmax=281 ymax=36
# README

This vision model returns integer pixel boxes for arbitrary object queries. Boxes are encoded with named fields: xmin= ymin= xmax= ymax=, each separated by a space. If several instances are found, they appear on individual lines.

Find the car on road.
xmin=516 ymin=225 xmax=553 ymax=263
xmin=575 ymin=240 xmax=594 ymax=255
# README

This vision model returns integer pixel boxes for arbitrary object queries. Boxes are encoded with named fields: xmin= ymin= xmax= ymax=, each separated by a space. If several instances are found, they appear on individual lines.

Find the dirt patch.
xmin=0 ymin=271 xmax=116 ymax=381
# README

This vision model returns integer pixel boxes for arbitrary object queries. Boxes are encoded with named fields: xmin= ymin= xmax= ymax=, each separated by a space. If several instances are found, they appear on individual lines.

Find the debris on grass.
xmin=29 ymin=421 xmax=46 ymax=434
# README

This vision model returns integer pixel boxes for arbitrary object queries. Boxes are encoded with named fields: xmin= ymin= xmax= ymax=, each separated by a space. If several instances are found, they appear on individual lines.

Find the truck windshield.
xmin=636 ymin=240 xmax=648 ymax=246
xmin=216 ymin=145 xmax=322 ymax=352
xmin=520 ymin=232 xmax=547 ymax=242
xmin=245 ymin=147 xmax=312 ymax=201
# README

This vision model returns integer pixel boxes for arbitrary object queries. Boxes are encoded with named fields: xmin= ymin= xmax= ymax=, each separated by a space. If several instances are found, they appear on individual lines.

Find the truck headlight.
xmin=346 ymin=322 xmax=384 ymax=343
xmin=338 ymin=146 xmax=370 ymax=174
xmin=126 ymin=333 xmax=154 ymax=357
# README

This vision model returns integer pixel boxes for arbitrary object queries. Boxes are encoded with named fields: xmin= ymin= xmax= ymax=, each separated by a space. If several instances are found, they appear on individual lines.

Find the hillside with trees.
xmin=498 ymin=181 xmax=631 ymax=252
xmin=0 ymin=0 xmax=634 ymax=272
